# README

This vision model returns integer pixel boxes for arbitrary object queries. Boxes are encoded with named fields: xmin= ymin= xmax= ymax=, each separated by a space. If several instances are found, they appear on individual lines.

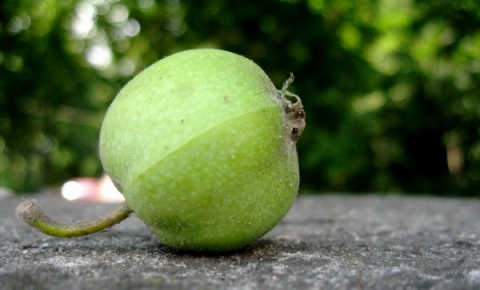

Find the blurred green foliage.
xmin=1 ymin=0 xmax=479 ymax=195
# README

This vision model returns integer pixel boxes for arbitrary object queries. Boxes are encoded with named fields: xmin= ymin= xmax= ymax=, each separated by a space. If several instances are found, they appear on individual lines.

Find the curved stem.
xmin=16 ymin=199 xmax=133 ymax=238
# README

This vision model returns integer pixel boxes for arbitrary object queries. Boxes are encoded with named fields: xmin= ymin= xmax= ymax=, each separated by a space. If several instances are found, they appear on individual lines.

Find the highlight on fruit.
xmin=16 ymin=48 xmax=306 ymax=252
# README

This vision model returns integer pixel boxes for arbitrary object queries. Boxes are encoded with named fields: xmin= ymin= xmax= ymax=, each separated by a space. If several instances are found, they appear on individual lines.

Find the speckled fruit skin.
xmin=99 ymin=49 xmax=303 ymax=252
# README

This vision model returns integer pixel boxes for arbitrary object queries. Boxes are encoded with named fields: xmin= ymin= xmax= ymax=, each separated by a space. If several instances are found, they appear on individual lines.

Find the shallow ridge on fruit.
xmin=122 ymin=103 xmax=281 ymax=189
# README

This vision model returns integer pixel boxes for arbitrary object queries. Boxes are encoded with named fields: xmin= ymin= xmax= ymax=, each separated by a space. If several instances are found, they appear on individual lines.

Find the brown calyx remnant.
xmin=285 ymin=101 xmax=306 ymax=142
xmin=278 ymin=73 xmax=306 ymax=142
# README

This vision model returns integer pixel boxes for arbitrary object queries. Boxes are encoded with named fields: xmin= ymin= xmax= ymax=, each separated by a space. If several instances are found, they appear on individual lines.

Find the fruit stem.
xmin=16 ymin=199 xmax=133 ymax=237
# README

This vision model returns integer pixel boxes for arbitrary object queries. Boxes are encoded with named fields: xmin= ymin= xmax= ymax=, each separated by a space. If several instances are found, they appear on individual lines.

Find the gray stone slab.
xmin=1 ymin=193 xmax=479 ymax=290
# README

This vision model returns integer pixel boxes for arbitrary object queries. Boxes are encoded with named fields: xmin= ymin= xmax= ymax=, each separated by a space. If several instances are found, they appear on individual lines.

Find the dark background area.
xmin=1 ymin=0 xmax=479 ymax=196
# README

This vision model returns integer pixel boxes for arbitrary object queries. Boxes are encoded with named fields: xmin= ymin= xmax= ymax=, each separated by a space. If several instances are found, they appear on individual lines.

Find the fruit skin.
xmin=99 ymin=49 xmax=304 ymax=252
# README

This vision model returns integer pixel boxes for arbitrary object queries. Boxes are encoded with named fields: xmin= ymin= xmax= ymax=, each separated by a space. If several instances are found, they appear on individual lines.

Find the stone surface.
xmin=1 ymin=193 xmax=479 ymax=290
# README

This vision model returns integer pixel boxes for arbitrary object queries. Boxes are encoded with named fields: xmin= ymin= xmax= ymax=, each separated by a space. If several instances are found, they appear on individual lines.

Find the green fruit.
xmin=16 ymin=48 xmax=305 ymax=252
xmin=99 ymin=49 xmax=305 ymax=252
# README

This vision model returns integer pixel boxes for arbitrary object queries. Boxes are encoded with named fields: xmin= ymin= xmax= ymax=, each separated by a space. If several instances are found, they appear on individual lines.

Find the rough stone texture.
xmin=1 ymin=193 xmax=479 ymax=290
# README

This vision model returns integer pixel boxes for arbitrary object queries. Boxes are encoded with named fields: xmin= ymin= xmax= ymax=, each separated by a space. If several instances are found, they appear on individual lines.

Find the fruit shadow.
xmin=147 ymin=238 xmax=310 ymax=260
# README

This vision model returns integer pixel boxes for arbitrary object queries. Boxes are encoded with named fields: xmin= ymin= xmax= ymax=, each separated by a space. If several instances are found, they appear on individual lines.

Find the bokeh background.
xmin=1 ymin=0 xmax=479 ymax=196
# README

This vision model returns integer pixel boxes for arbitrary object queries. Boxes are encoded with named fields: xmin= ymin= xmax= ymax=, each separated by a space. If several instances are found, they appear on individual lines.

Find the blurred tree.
xmin=1 ymin=0 xmax=107 ymax=191
xmin=0 ymin=0 xmax=479 ymax=195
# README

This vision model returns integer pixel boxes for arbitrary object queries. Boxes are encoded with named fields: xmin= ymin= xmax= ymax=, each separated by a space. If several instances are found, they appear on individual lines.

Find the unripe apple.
xmin=99 ymin=49 xmax=305 ymax=252
xmin=16 ymin=48 xmax=305 ymax=252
